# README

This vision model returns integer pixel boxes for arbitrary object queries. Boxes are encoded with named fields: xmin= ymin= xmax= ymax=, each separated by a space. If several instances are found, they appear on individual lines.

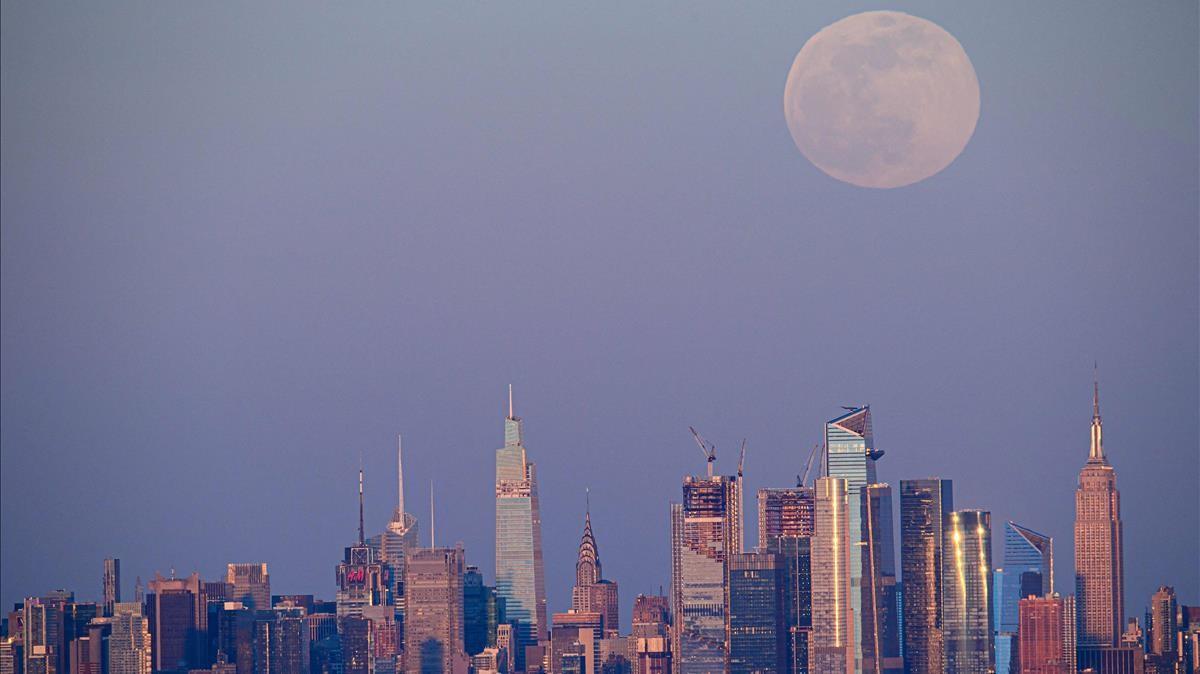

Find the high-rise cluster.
xmin=2 ymin=378 xmax=1196 ymax=674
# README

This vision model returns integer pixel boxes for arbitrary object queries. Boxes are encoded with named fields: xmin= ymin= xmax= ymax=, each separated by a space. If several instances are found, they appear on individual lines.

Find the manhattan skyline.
xmin=2 ymin=0 xmax=1197 ymax=641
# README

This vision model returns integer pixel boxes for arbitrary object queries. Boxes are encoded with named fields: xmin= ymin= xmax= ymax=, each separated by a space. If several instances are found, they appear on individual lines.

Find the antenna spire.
xmin=358 ymin=462 xmax=365 ymax=545
xmin=397 ymin=435 xmax=406 ymax=516
xmin=508 ymin=384 xmax=514 ymax=419
xmin=429 ymin=479 xmax=436 ymax=548
xmin=1088 ymin=364 xmax=1106 ymax=463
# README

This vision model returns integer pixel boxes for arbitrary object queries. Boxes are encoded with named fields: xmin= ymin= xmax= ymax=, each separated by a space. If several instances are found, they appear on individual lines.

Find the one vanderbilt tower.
xmin=494 ymin=386 xmax=548 ymax=671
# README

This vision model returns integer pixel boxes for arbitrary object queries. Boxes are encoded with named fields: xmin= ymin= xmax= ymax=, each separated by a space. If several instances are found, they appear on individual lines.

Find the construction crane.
xmin=689 ymin=426 xmax=717 ymax=479
xmin=800 ymin=443 xmax=823 ymax=487
xmin=737 ymin=439 xmax=747 ymax=478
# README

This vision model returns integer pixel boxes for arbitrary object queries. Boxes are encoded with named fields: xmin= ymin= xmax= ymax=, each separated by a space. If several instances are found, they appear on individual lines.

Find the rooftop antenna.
xmin=357 ymin=457 xmax=365 ymax=545
xmin=688 ymin=426 xmax=717 ymax=479
xmin=397 ymin=434 xmax=405 ymax=516
xmin=508 ymin=384 xmax=515 ymax=419
xmin=430 ymin=479 xmax=436 ymax=548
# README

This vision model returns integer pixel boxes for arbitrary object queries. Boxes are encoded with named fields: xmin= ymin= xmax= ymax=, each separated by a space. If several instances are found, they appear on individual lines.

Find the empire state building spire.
xmin=1089 ymin=365 xmax=1106 ymax=463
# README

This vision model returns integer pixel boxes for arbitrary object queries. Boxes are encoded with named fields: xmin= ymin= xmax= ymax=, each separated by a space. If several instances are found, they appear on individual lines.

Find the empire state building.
xmin=1074 ymin=376 xmax=1125 ymax=652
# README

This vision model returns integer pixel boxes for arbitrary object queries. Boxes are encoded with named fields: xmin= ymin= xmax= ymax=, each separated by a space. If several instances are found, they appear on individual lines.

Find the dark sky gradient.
xmin=2 ymin=3 xmax=1197 ymax=626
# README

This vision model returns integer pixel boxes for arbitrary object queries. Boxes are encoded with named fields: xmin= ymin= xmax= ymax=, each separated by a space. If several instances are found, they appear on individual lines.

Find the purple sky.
xmin=2 ymin=3 xmax=1197 ymax=627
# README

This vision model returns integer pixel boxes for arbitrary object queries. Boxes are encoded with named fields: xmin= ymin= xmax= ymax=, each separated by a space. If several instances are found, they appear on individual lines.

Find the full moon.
xmin=783 ymin=11 xmax=980 ymax=189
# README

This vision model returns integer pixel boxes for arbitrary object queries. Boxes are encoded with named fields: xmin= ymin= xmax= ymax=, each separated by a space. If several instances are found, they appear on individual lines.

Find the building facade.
xmin=757 ymin=487 xmax=814 ymax=550
xmin=1018 ymin=595 xmax=1076 ymax=674
xmin=1074 ymin=380 xmax=1126 ymax=658
xmin=225 ymin=565 xmax=270 ymax=613
xmin=104 ymin=559 xmax=122 ymax=618
xmin=899 ymin=478 xmax=953 ymax=674
xmin=670 ymin=472 xmax=742 ymax=674
xmin=943 ymin=510 xmax=994 ymax=674
xmin=495 ymin=387 xmax=548 ymax=670
xmin=727 ymin=552 xmax=786 ymax=674
xmin=404 ymin=546 xmax=467 ymax=674
xmin=811 ymin=476 xmax=854 ymax=674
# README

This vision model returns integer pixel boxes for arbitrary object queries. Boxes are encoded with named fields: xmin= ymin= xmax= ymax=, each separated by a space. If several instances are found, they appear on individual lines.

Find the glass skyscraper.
xmin=943 ymin=510 xmax=994 ymax=674
xmin=811 ymin=476 xmax=853 ymax=674
xmin=766 ymin=535 xmax=811 ymax=674
xmin=899 ymin=478 xmax=952 ymax=674
xmin=997 ymin=521 xmax=1053 ymax=674
xmin=824 ymin=406 xmax=899 ymax=674
xmin=494 ymin=387 xmax=548 ymax=671
xmin=728 ymin=552 xmax=787 ymax=674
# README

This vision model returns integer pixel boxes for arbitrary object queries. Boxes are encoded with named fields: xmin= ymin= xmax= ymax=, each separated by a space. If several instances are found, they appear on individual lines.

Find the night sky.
xmin=2 ymin=2 xmax=1196 ymax=627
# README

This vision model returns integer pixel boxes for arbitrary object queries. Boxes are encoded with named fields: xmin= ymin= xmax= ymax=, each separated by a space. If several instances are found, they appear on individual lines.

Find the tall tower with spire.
xmin=1074 ymin=371 xmax=1126 ymax=654
xmin=572 ymin=492 xmax=620 ymax=635
xmin=338 ymin=467 xmax=392 ymax=618
xmin=494 ymin=386 xmax=548 ymax=670
xmin=368 ymin=436 xmax=420 ymax=620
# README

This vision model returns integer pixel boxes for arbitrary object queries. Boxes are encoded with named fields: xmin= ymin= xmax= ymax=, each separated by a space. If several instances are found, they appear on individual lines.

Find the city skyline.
xmin=2 ymin=4 xmax=1197 ymax=668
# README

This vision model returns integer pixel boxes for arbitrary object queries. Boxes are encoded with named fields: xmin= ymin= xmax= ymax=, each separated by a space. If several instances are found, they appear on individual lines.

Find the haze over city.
xmin=1 ymin=3 xmax=1196 ymax=674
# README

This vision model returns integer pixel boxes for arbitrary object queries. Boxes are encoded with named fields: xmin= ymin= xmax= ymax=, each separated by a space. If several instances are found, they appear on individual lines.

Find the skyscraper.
xmin=943 ymin=510 xmax=994 ymax=674
xmin=1074 ymin=377 xmax=1125 ymax=656
xmin=998 ymin=522 xmax=1054 ymax=674
xmin=670 ymin=471 xmax=742 ymax=673
xmin=368 ymin=436 xmax=420 ymax=621
xmin=1018 ymin=594 xmax=1076 ymax=674
xmin=404 ymin=546 xmax=467 ymax=674
xmin=825 ymin=406 xmax=899 ymax=674
xmin=765 ymin=534 xmax=811 ymax=674
xmin=1147 ymin=586 xmax=1179 ymax=674
xmin=109 ymin=603 xmax=152 ymax=674
xmin=104 ymin=559 xmax=122 ymax=618
xmin=147 ymin=572 xmax=206 ymax=672
xmin=494 ymin=386 xmax=548 ymax=670
xmin=899 ymin=478 xmax=953 ymax=674
xmin=225 ymin=565 xmax=270 ymax=613
xmin=811 ymin=476 xmax=854 ymax=674
xmin=571 ymin=499 xmax=619 ymax=636
xmin=727 ymin=552 xmax=787 ymax=674
xmin=757 ymin=487 xmax=814 ymax=550
xmin=338 ymin=470 xmax=393 ymax=619
xmin=861 ymin=483 xmax=903 ymax=674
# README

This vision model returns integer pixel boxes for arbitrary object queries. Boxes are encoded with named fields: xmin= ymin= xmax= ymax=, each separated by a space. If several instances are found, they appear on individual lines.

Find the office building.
xmin=404 ymin=546 xmax=467 ymax=674
xmin=109 ymin=603 xmax=152 ymax=674
xmin=757 ymin=487 xmax=815 ymax=550
xmin=464 ymin=566 xmax=489 ymax=657
xmin=811 ymin=476 xmax=854 ymax=674
xmin=225 ymin=565 xmax=270 ymax=614
xmin=1075 ymin=379 xmax=1125 ymax=657
xmin=104 ymin=560 xmax=122 ymax=618
xmin=999 ymin=522 xmax=1054 ymax=674
xmin=147 ymin=572 xmax=206 ymax=672
xmin=252 ymin=608 xmax=309 ymax=674
xmin=825 ymin=402 xmax=883 ymax=671
xmin=861 ymin=483 xmax=903 ymax=674
xmin=943 ymin=510 xmax=994 ymax=674
xmin=766 ymin=534 xmax=811 ymax=674
xmin=670 ymin=470 xmax=742 ymax=674
xmin=368 ymin=436 xmax=421 ymax=616
xmin=727 ymin=552 xmax=786 ymax=674
xmin=571 ymin=502 xmax=620 ymax=636
xmin=1018 ymin=594 xmax=1076 ymax=674
xmin=495 ymin=387 xmax=548 ymax=671
xmin=338 ymin=470 xmax=394 ymax=618
xmin=550 ymin=612 xmax=601 ymax=674
xmin=900 ymin=478 xmax=953 ymax=674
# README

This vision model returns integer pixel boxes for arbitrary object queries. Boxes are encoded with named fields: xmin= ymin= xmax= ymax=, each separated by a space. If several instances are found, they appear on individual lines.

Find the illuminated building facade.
xmin=900 ymin=478 xmax=953 ymax=674
xmin=494 ymin=387 xmax=548 ymax=671
xmin=943 ymin=510 xmax=994 ymax=674
xmin=824 ymin=406 xmax=900 ymax=674
xmin=109 ymin=603 xmax=152 ymax=674
xmin=861 ymin=483 xmax=903 ymax=674
xmin=225 ymin=564 xmax=270 ymax=613
xmin=1018 ymin=594 xmax=1076 ymax=674
xmin=757 ymin=487 xmax=814 ymax=550
xmin=811 ymin=476 xmax=854 ymax=674
xmin=337 ymin=470 xmax=393 ymax=619
xmin=1075 ymin=378 xmax=1126 ymax=662
xmin=403 ymin=546 xmax=467 ymax=674
xmin=998 ymin=522 xmax=1054 ymax=674
xmin=670 ymin=472 xmax=742 ymax=674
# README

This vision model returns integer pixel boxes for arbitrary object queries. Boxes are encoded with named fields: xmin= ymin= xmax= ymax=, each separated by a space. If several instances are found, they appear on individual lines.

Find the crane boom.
xmin=800 ymin=443 xmax=822 ymax=486
xmin=737 ymin=439 xmax=746 ymax=478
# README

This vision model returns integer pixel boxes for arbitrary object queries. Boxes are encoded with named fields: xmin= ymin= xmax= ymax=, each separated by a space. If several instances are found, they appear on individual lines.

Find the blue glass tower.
xmin=824 ymin=407 xmax=899 ymax=673
xmin=995 ymin=522 xmax=1053 ymax=674
xmin=494 ymin=387 xmax=548 ymax=671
